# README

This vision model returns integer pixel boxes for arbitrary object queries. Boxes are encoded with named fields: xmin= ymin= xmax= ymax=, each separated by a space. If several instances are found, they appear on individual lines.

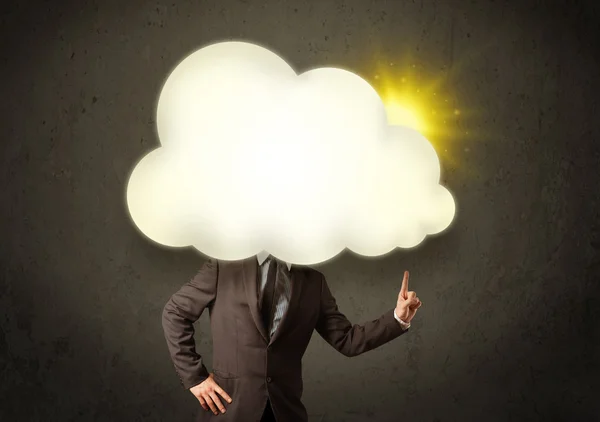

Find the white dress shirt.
xmin=255 ymin=251 xmax=410 ymax=331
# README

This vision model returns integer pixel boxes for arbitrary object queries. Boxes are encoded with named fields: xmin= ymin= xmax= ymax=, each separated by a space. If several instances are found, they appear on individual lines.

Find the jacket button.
xmin=266 ymin=377 xmax=272 ymax=383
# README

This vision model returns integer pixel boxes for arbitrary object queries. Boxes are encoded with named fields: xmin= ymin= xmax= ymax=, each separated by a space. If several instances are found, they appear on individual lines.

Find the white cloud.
xmin=126 ymin=41 xmax=456 ymax=265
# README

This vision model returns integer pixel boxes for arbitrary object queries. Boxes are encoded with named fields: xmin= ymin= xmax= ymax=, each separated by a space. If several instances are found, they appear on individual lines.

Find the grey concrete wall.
xmin=1 ymin=0 xmax=599 ymax=421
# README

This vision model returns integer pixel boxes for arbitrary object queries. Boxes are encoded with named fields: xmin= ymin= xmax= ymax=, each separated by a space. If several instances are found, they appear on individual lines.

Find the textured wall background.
xmin=1 ymin=0 xmax=599 ymax=421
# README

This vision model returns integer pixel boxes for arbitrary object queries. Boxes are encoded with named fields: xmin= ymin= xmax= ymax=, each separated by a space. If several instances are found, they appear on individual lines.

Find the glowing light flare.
xmin=371 ymin=61 xmax=466 ymax=167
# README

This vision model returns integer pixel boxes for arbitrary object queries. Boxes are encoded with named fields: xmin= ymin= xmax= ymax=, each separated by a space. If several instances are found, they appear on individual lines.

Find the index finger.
xmin=214 ymin=385 xmax=232 ymax=403
xmin=400 ymin=270 xmax=409 ymax=298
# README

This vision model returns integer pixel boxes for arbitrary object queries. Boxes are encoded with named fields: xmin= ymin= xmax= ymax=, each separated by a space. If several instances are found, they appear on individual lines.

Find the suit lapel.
xmin=242 ymin=258 xmax=269 ymax=343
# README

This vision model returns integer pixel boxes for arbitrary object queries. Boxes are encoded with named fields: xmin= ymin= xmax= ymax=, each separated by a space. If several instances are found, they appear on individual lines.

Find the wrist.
xmin=393 ymin=308 xmax=411 ymax=329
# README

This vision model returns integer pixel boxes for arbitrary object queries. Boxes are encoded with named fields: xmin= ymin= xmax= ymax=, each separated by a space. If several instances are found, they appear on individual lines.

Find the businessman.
xmin=162 ymin=251 xmax=422 ymax=421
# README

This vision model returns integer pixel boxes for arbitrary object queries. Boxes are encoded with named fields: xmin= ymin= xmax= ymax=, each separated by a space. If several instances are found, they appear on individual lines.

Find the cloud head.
xmin=126 ymin=41 xmax=456 ymax=265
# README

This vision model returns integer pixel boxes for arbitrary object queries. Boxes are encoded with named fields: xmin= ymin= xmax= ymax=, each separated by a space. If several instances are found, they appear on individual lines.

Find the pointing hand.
xmin=395 ymin=270 xmax=422 ymax=324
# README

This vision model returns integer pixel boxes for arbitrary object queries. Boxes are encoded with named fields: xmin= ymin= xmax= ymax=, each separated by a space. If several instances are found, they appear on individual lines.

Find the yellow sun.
xmin=384 ymin=94 xmax=427 ymax=134
xmin=368 ymin=56 xmax=472 ymax=169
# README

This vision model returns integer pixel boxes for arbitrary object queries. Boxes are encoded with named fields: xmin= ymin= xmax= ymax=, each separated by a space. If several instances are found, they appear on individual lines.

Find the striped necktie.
xmin=259 ymin=257 xmax=278 ymax=338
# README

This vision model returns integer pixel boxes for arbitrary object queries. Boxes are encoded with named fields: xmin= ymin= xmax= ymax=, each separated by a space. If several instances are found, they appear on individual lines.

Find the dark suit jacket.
xmin=162 ymin=257 xmax=408 ymax=422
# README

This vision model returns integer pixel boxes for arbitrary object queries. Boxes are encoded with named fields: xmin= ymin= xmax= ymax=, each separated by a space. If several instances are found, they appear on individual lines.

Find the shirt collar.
xmin=256 ymin=250 xmax=292 ymax=271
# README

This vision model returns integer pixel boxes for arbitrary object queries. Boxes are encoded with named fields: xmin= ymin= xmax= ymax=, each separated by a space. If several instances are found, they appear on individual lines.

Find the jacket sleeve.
xmin=315 ymin=272 xmax=408 ymax=357
xmin=161 ymin=258 xmax=218 ymax=389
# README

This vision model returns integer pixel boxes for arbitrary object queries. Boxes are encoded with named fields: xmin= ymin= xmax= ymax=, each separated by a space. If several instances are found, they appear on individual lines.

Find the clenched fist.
xmin=395 ymin=270 xmax=422 ymax=324
xmin=190 ymin=373 xmax=232 ymax=415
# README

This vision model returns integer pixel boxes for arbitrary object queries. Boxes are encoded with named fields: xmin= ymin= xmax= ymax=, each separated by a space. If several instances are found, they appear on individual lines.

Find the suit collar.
xmin=256 ymin=251 xmax=292 ymax=271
